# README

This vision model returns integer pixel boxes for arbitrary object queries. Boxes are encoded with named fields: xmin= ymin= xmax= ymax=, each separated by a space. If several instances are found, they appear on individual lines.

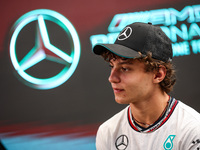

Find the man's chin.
xmin=115 ymin=98 xmax=129 ymax=104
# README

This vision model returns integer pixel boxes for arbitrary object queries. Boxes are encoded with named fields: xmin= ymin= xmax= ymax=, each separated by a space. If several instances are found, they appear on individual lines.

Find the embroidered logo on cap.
xmin=117 ymin=27 xmax=132 ymax=41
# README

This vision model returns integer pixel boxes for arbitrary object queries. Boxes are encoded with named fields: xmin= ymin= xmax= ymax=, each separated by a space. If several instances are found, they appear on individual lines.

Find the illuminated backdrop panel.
xmin=0 ymin=0 xmax=199 ymax=149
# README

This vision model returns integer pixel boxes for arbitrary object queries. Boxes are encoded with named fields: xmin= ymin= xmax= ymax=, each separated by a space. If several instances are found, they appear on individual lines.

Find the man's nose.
xmin=108 ymin=69 xmax=121 ymax=83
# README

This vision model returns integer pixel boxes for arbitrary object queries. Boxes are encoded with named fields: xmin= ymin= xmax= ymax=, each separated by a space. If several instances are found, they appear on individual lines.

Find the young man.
xmin=92 ymin=22 xmax=200 ymax=150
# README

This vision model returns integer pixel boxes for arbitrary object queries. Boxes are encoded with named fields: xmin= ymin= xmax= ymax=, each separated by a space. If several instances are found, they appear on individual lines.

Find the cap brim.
xmin=93 ymin=44 xmax=140 ymax=58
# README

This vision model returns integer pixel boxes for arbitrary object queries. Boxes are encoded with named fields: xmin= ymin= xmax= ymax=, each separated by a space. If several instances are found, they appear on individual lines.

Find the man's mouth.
xmin=113 ymin=88 xmax=124 ymax=93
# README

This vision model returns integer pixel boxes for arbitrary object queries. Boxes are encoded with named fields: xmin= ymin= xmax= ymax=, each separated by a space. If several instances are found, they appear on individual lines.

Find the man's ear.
xmin=153 ymin=65 xmax=166 ymax=83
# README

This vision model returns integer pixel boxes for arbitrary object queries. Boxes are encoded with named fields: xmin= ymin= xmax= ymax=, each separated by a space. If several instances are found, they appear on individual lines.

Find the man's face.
xmin=109 ymin=58 xmax=156 ymax=104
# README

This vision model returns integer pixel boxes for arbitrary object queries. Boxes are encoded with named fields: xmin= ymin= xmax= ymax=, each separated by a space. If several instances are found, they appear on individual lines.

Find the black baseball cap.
xmin=93 ymin=22 xmax=173 ymax=62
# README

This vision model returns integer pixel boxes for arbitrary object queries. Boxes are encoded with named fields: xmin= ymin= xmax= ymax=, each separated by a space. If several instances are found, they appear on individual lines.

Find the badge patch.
xmin=163 ymin=135 xmax=176 ymax=150
xmin=115 ymin=135 xmax=129 ymax=150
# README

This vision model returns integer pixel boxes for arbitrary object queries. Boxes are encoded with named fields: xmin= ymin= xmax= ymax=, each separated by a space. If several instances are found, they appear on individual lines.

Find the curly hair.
xmin=101 ymin=51 xmax=176 ymax=93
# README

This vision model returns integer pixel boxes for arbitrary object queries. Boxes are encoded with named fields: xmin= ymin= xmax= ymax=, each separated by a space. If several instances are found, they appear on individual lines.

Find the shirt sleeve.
xmin=96 ymin=125 xmax=109 ymax=150
xmin=189 ymin=133 xmax=200 ymax=150
xmin=185 ymin=125 xmax=200 ymax=150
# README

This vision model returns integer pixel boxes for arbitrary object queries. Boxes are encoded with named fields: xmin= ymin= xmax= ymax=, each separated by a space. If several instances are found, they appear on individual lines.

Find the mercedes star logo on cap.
xmin=117 ymin=27 xmax=132 ymax=41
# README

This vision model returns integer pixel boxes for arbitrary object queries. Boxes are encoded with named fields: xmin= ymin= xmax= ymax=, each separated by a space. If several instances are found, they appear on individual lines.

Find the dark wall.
xmin=0 ymin=0 xmax=199 ymax=149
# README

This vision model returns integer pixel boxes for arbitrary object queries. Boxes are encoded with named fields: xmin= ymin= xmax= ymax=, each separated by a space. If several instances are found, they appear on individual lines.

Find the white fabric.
xmin=96 ymin=100 xmax=200 ymax=150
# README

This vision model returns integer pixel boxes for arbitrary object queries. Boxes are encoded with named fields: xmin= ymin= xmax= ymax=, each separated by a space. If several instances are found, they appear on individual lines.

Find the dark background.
xmin=0 ymin=0 xmax=199 ymax=149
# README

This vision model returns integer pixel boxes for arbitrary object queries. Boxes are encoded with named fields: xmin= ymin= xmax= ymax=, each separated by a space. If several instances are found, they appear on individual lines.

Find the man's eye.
xmin=121 ymin=67 xmax=129 ymax=71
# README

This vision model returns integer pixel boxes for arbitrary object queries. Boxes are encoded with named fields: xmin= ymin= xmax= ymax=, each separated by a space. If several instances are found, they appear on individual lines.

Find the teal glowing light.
xmin=90 ymin=4 xmax=200 ymax=57
xmin=10 ymin=9 xmax=81 ymax=89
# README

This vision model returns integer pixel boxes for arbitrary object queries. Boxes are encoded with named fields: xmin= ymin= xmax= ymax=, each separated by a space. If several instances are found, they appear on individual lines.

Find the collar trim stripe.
xmin=147 ymin=99 xmax=178 ymax=133
xmin=127 ymin=98 xmax=178 ymax=133
xmin=127 ymin=107 xmax=139 ymax=132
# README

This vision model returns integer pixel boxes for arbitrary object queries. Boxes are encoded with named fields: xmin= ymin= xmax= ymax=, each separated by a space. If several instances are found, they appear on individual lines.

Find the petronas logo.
xmin=163 ymin=135 xmax=176 ymax=150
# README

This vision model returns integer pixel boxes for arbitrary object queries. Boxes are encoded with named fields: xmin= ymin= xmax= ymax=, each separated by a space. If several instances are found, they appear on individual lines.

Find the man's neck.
xmin=129 ymin=92 xmax=169 ymax=128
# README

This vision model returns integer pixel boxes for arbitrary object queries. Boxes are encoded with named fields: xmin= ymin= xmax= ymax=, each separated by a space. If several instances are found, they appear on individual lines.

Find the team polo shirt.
xmin=96 ymin=98 xmax=200 ymax=150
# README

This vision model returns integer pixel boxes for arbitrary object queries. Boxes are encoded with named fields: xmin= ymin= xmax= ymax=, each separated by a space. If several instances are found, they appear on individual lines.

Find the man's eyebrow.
xmin=110 ymin=61 xmax=133 ymax=65
xmin=118 ymin=61 xmax=133 ymax=65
